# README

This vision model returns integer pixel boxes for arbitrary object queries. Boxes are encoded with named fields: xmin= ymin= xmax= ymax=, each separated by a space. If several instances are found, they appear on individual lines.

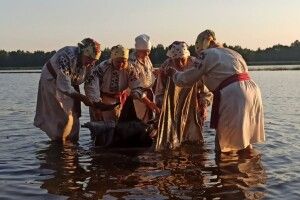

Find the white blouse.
xmin=46 ymin=46 xmax=87 ymax=95
xmin=84 ymin=59 xmax=143 ymax=102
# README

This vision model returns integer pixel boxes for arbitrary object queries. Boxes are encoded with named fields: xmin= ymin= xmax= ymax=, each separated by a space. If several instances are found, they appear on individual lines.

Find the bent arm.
xmin=55 ymin=53 xmax=78 ymax=95
xmin=172 ymin=66 xmax=204 ymax=87
xmin=172 ymin=51 xmax=213 ymax=87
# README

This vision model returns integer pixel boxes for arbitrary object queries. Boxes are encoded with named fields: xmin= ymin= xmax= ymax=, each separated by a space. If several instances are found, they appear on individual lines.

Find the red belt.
xmin=101 ymin=90 xmax=129 ymax=107
xmin=210 ymin=72 xmax=250 ymax=129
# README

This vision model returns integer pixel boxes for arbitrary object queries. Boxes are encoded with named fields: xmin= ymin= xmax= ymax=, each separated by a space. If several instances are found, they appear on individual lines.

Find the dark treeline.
xmin=0 ymin=50 xmax=56 ymax=69
xmin=1 ymin=40 xmax=300 ymax=69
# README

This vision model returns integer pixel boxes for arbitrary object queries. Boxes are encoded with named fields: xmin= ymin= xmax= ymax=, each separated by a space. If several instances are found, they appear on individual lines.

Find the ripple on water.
xmin=0 ymin=71 xmax=299 ymax=199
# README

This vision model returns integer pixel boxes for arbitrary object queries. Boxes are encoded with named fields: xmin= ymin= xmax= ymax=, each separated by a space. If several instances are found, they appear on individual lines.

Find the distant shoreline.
xmin=247 ymin=61 xmax=300 ymax=65
xmin=248 ymin=67 xmax=300 ymax=71
xmin=0 ymin=67 xmax=300 ymax=73
xmin=1 ymin=60 xmax=300 ymax=70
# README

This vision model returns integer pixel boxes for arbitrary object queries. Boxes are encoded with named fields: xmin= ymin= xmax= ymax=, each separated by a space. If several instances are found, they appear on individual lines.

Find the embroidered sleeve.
xmin=128 ymin=65 xmax=144 ymax=99
xmin=56 ymin=72 xmax=77 ymax=95
xmin=57 ymin=52 xmax=72 ymax=75
xmin=55 ymin=52 xmax=77 ymax=95
xmin=84 ymin=64 xmax=103 ymax=102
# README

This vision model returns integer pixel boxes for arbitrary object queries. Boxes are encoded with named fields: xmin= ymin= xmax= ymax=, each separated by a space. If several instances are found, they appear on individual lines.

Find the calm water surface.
xmin=0 ymin=70 xmax=299 ymax=199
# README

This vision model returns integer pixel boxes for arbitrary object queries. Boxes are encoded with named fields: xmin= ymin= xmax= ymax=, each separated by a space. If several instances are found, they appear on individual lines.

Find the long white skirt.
xmin=33 ymin=69 xmax=80 ymax=141
xmin=217 ymin=80 xmax=265 ymax=152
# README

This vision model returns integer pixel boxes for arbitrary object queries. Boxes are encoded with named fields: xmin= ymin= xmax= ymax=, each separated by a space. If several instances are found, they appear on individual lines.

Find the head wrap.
xmin=111 ymin=45 xmax=129 ymax=59
xmin=166 ymin=41 xmax=190 ymax=59
xmin=135 ymin=34 xmax=152 ymax=50
xmin=195 ymin=29 xmax=216 ymax=54
xmin=78 ymin=38 xmax=101 ymax=60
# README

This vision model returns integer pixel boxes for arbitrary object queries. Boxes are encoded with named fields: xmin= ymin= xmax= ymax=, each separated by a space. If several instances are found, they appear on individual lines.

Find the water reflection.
xmin=2 ymin=71 xmax=299 ymax=199
xmin=36 ymin=142 xmax=144 ymax=199
xmin=213 ymin=150 xmax=267 ymax=199
xmin=36 ymin=142 xmax=266 ymax=199
xmin=36 ymin=142 xmax=87 ymax=199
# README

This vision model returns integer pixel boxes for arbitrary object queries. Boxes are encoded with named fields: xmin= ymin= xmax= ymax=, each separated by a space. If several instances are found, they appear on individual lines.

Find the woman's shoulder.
xmin=128 ymin=51 xmax=137 ymax=62
xmin=126 ymin=62 xmax=137 ymax=73
xmin=160 ymin=58 xmax=172 ymax=69
xmin=187 ymin=56 xmax=201 ymax=68
xmin=188 ymin=56 xmax=198 ymax=63
xmin=92 ymin=59 xmax=112 ymax=75
xmin=57 ymin=46 xmax=79 ymax=58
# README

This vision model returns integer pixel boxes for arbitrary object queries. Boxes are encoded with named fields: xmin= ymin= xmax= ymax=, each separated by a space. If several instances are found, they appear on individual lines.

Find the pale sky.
xmin=1 ymin=0 xmax=300 ymax=51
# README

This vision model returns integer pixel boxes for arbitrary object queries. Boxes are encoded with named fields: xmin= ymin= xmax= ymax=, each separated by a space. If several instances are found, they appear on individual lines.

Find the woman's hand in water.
xmin=148 ymin=101 xmax=161 ymax=114
xmin=141 ymin=97 xmax=161 ymax=114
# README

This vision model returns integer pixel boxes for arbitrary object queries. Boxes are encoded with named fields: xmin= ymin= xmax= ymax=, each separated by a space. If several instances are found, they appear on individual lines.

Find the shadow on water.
xmin=36 ymin=141 xmax=266 ymax=199
xmin=36 ymin=141 xmax=146 ymax=199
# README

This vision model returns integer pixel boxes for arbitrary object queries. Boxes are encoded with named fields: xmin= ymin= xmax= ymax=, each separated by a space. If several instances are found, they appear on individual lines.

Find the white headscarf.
xmin=135 ymin=34 xmax=152 ymax=50
xmin=166 ymin=41 xmax=190 ymax=59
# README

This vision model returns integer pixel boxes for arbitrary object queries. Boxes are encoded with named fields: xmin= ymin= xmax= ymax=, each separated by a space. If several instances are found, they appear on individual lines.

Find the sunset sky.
xmin=1 ymin=0 xmax=300 ymax=51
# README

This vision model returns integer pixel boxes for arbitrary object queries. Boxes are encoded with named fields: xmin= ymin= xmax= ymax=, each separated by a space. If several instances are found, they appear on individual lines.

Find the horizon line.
xmin=1 ymin=39 xmax=299 ymax=53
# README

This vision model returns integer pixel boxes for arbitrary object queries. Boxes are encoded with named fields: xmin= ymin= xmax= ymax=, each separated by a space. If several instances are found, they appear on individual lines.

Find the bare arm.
xmin=140 ymin=96 xmax=160 ymax=114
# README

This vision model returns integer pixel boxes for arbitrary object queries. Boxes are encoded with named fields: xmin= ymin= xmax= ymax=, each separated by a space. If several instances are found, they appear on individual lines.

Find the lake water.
xmin=0 ymin=70 xmax=299 ymax=199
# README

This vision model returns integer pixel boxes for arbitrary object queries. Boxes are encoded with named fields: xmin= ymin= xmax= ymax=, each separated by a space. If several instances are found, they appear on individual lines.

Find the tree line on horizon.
xmin=0 ymin=40 xmax=300 ymax=69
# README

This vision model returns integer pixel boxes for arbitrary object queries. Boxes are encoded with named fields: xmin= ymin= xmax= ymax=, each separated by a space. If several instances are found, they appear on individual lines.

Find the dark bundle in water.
xmin=82 ymin=96 xmax=154 ymax=148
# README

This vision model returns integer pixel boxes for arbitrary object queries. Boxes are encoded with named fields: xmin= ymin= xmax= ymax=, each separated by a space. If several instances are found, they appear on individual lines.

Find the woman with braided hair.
xmin=34 ymin=38 xmax=102 ymax=142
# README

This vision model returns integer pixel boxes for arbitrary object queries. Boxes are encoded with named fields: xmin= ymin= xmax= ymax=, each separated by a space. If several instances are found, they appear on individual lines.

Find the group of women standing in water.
xmin=34 ymin=29 xmax=265 ymax=153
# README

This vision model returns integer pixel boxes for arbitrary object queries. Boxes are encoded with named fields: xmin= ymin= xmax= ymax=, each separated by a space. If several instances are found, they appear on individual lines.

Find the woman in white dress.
xmin=155 ymin=41 xmax=213 ymax=150
xmin=129 ymin=34 xmax=157 ymax=123
xmin=84 ymin=45 xmax=159 ymax=122
xmin=34 ymin=38 xmax=101 ymax=142
xmin=167 ymin=30 xmax=265 ymax=152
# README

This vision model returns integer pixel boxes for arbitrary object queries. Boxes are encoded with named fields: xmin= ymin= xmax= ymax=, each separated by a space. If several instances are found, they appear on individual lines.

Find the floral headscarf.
xmin=78 ymin=38 xmax=101 ymax=60
xmin=166 ymin=41 xmax=190 ymax=59
xmin=111 ymin=45 xmax=129 ymax=59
